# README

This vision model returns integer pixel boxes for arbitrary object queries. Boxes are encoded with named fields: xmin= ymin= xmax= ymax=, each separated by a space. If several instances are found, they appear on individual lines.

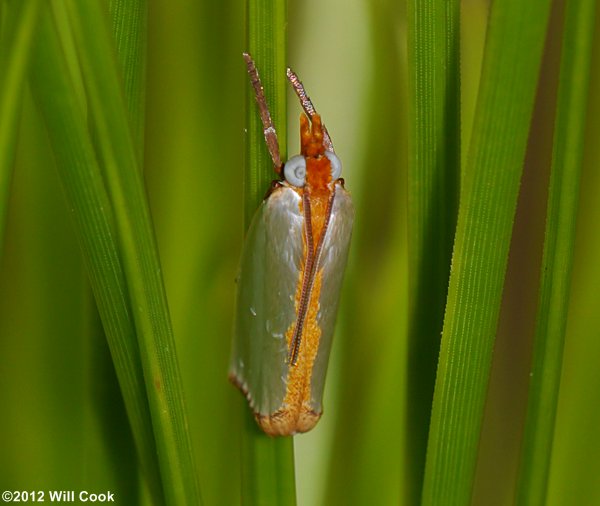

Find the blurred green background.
xmin=1 ymin=0 xmax=599 ymax=505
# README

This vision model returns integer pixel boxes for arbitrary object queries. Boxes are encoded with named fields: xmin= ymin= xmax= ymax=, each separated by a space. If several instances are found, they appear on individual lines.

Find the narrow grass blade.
xmin=421 ymin=1 xmax=552 ymax=504
xmin=29 ymin=6 xmax=164 ymax=504
xmin=546 ymin=21 xmax=600 ymax=502
xmin=0 ymin=0 xmax=40 ymax=255
xmin=239 ymin=1 xmax=296 ymax=505
xmin=515 ymin=1 xmax=597 ymax=504
xmin=108 ymin=0 xmax=147 ymax=153
xmin=244 ymin=0 xmax=287 ymax=224
xmin=93 ymin=0 xmax=146 ymax=499
xmin=62 ymin=1 xmax=202 ymax=504
xmin=406 ymin=0 xmax=460 ymax=500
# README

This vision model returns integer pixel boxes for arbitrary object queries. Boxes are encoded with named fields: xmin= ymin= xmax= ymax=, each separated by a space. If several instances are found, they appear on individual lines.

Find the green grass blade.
xmin=421 ymin=1 xmax=552 ymax=504
xmin=515 ymin=1 xmax=597 ymax=504
xmin=546 ymin=18 xmax=600 ymax=502
xmin=108 ymin=0 xmax=147 ymax=153
xmin=406 ymin=0 xmax=460 ymax=500
xmin=62 ymin=1 xmax=202 ymax=504
xmin=239 ymin=1 xmax=296 ymax=505
xmin=0 ymin=0 xmax=40 ymax=255
xmin=244 ymin=0 xmax=287 ymax=224
xmin=29 ymin=6 xmax=164 ymax=504
xmin=94 ymin=0 xmax=147 ymax=499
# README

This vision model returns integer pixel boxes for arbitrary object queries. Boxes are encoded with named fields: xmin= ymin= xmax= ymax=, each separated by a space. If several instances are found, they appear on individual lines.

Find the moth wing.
xmin=230 ymin=186 xmax=304 ymax=417
xmin=309 ymin=183 xmax=354 ymax=412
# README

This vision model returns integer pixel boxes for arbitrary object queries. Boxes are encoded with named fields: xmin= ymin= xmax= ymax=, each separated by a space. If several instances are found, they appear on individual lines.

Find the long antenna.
xmin=286 ymin=67 xmax=334 ymax=153
xmin=243 ymin=53 xmax=282 ymax=172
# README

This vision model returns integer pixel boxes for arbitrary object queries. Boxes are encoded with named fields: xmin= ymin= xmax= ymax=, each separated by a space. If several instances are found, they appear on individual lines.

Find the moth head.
xmin=282 ymin=114 xmax=341 ymax=189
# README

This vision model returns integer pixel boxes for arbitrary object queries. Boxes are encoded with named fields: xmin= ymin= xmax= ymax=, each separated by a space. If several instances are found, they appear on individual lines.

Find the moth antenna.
xmin=243 ymin=53 xmax=282 ymax=172
xmin=286 ymin=67 xmax=334 ymax=153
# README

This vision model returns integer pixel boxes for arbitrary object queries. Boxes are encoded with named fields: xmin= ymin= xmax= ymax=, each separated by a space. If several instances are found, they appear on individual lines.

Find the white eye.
xmin=283 ymin=155 xmax=306 ymax=187
xmin=325 ymin=150 xmax=342 ymax=180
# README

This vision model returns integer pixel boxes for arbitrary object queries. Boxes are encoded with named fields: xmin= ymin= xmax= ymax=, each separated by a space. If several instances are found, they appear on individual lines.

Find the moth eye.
xmin=325 ymin=150 xmax=342 ymax=180
xmin=283 ymin=155 xmax=307 ymax=187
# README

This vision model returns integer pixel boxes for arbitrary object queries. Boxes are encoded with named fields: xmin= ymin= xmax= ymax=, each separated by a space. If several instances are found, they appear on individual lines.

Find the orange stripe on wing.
xmin=257 ymin=270 xmax=324 ymax=436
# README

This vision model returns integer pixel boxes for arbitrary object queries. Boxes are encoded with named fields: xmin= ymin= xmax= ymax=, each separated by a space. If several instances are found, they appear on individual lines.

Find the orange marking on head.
xmin=300 ymin=114 xmax=325 ymax=157
xmin=300 ymin=114 xmax=332 ymax=193
xmin=306 ymin=157 xmax=332 ymax=193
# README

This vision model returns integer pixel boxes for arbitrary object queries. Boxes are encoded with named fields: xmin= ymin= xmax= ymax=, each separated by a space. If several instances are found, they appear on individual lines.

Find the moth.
xmin=229 ymin=53 xmax=354 ymax=436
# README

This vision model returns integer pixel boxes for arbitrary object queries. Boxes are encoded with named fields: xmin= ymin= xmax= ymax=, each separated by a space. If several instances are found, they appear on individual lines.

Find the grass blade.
xmin=239 ymin=1 xmax=296 ymax=505
xmin=546 ymin=17 xmax=600 ymax=502
xmin=515 ymin=1 xmax=597 ymax=504
xmin=0 ymin=0 xmax=40 ymax=254
xmin=108 ymin=0 xmax=147 ymax=153
xmin=29 ymin=5 xmax=164 ymax=503
xmin=93 ymin=0 xmax=147 ymax=499
xmin=406 ymin=0 xmax=460 ymax=500
xmin=244 ymin=0 xmax=287 ymax=223
xmin=62 ymin=1 xmax=202 ymax=504
xmin=421 ymin=0 xmax=552 ymax=504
